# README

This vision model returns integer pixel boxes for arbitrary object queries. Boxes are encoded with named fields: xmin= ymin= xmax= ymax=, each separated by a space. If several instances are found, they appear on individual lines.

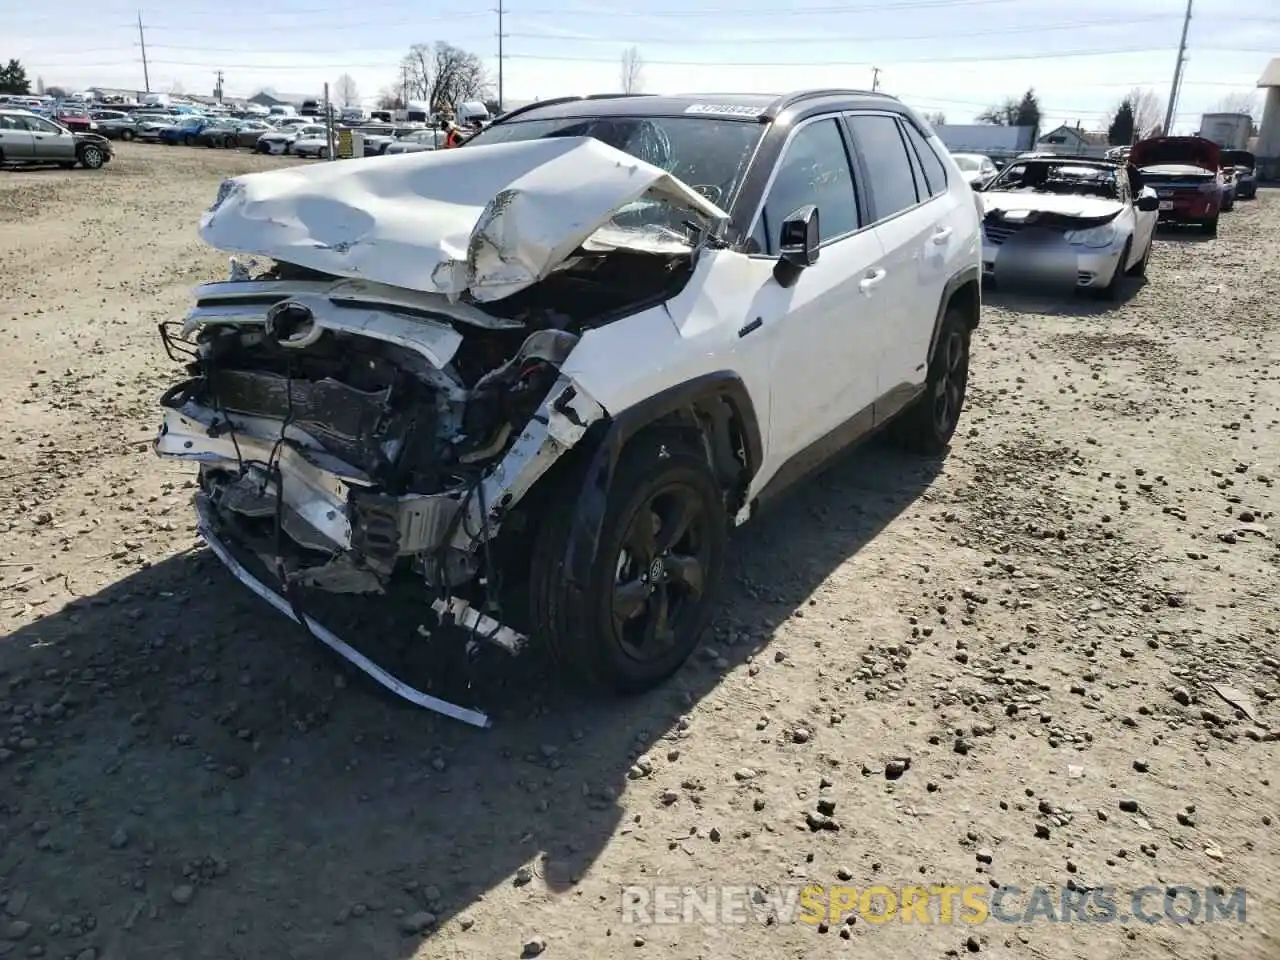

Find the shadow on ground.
xmin=0 ymin=439 xmax=941 ymax=959
xmin=983 ymin=274 xmax=1146 ymax=318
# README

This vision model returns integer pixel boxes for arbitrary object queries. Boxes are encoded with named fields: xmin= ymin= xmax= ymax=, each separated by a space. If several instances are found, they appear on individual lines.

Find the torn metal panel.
xmin=184 ymin=290 xmax=466 ymax=379
xmin=430 ymin=597 xmax=526 ymax=655
xmin=188 ymin=276 xmax=524 ymax=333
xmin=195 ymin=503 xmax=492 ymax=728
xmin=448 ymin=376 xmax=605 ymax=551
xmin=198 ymin=136 xmax=727 ymax=303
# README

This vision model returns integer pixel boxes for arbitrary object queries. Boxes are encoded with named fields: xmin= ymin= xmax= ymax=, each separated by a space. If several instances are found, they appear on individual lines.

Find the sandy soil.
xmin=0 ymin=142 xmax=1276 ymax=960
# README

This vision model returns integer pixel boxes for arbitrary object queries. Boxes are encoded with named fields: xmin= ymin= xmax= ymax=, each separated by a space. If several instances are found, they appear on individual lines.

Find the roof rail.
xmin=490 ymin=92 xmax=658 ymax=125
xmin=490 ymin=96 xmax=585 ymax=124
xmin=770 ymin=87 xmax=896 ymax=114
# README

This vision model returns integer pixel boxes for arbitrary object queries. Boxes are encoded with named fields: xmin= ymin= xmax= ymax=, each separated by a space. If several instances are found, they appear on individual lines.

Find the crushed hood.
xmin=198 ymin=136 xmax=729 ymax=304
xmin=981 ymin=191 xmax=1123 ymax=229
xmin=1131 ymin=136 xmax=1220 ymax=172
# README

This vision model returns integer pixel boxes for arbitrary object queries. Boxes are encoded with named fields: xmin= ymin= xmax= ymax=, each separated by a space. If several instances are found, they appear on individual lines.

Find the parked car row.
xmin=970 ymin=135 xmax=1260 ymax=300
xmin=111 ymin=110 xmax=454 ymax=159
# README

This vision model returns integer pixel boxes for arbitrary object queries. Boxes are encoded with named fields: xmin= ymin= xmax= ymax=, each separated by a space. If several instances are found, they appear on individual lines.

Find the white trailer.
xmin=1197 ymin=113 xmax=1252 ymax=150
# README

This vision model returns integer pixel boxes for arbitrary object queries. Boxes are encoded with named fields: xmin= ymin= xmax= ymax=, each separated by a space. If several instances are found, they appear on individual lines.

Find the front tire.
xmin=1203 ymin=216 xmax=1219 ymax=237
xmin=888 ymin=305 xmax=971 ymax=456
xmin=78 ymin=145 xmax=105 ymax=170
xmin=530 ymin=434 xmax=726 ymax=694
xmin=1096 ymin=238 xmax=1131 ymax=300
xmin=120 ymin=129 xmax=135 ymax=141
xmin=1126 ymin=236 xmax=1152 ymax=278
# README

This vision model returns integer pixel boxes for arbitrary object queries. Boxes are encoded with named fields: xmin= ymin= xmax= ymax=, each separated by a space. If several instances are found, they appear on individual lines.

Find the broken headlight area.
xmin=154 ymin=264 xmax=611 ymax=713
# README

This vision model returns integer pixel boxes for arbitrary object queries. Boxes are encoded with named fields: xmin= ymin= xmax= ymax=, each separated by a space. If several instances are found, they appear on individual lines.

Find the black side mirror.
xmin=1136 ymin=195 xmax=1160 ymax=213
xmin=774 ymin=205 xmax=820 ymax=288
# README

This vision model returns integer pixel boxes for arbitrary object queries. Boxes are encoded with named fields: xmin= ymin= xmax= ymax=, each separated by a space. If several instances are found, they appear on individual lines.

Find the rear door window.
xmin=901 ymin=121 xmax=948 ymax=197
xmin=844 ymin=113 xmax=922 ymax=222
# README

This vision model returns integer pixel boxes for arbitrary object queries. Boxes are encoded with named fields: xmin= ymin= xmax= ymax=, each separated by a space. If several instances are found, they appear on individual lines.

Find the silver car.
xmin=256 ymin=123 xmax=328 ymax=156
xmin=980 ymin=157 xmax=1159 ymax=300
xmin=383 ymin=128 xmax=446 ymax=155
xmin=0 ymin=108 xmax=113 ymax=169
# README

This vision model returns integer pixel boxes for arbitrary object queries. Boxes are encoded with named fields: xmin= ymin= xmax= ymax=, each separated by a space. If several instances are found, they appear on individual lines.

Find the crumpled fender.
xmin=561 ymin=371 xmax=763 ymax=588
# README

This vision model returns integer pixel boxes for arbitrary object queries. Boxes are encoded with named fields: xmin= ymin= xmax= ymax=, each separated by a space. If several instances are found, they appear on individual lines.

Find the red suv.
xmin=1130 ymin=136 xmax=1224 ymax=236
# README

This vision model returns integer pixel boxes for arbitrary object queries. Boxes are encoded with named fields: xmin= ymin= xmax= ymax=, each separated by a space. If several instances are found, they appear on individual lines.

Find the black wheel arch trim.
xmin=561 ymin=371 xmax=763 ymax=588
xmin=927 ymin=265 xmax=981 ymax=366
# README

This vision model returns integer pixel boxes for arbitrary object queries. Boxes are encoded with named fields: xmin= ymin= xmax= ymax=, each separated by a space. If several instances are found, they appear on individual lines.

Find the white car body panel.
xmin=199 ymin=136 xmax=728 ymax=304
xmin=980 ymin=180 xmax=1158 ymax=286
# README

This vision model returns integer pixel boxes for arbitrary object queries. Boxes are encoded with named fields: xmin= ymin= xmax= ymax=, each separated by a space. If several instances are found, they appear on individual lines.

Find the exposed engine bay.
xmin=153 ymin=250 xmax=713 ymax=717
xmin=157 ymin=252 xmax=694 ymax=597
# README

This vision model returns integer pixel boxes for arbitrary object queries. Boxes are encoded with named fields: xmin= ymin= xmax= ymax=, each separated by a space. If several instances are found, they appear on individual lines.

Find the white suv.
xmin=153 ymin=91 xmax=982 ymax=726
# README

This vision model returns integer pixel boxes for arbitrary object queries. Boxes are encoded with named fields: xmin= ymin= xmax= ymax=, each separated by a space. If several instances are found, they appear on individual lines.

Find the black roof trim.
xmin=768 ymin=87 xmax=896 ymax=116
xmin=490 ymin=96 xmax=584 ymax=124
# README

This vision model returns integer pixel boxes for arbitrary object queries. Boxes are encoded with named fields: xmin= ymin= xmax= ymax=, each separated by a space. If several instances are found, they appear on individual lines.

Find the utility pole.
xmin=495 ymin=0 xmax=506 ymax=111
xmin=401 ymin=63 xmax=408 ymax=109
xmin=137 ymin=11 xmax=151 ymax=93
xmin=1164 ymin=0 xmax=1192 ymax=134
xmin=214 ymin=70 xmax=224 ymax=103
xmin=871 ymin=67 xmax=881 ymax=92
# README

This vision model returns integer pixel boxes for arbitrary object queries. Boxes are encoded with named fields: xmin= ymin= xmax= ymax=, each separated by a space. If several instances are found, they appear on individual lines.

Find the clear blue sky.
xmin=6 ymin=0 xmax=1278 ymax=132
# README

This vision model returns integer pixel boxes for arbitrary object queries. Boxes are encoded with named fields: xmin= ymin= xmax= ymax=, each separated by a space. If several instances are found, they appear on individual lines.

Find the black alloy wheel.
xmin=612 ymin=483 xmax=712 ymax=664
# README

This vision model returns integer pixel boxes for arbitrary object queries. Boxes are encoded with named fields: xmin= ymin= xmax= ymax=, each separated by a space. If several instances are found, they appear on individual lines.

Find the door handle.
xmin=859 ymin=269 xmax=886 ymax=293
xmin=931 ymin=227 xmax=953 ymax=244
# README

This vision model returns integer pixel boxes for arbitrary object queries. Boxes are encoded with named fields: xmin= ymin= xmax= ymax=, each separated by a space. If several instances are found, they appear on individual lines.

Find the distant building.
xmin=1035 ymin=124 xmax=1109 ymax=157
xmin=932 ymin=124 xmax=1036 ymax=154
xmin=248 ymin=91 xmax=314 ymax=109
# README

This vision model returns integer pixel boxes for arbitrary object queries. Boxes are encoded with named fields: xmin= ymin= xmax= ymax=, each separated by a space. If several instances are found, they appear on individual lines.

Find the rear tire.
xmin=888 ymin=305 xmax=971 ymax=456
xmin=120 ymin=129 xmax=134 ymax=141
xmin=529 ymin=434 xmax=726 ymax=695
xmin=1203 ymin=216 xmax=1219 ymax=237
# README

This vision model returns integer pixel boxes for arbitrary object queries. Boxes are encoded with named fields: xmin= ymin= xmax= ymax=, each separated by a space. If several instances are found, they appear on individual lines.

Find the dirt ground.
xmin=0 ymin=142 xmax=1276 ymax=960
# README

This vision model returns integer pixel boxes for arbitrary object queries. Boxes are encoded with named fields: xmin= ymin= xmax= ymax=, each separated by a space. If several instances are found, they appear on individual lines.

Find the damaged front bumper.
xmin=153 ymin=276 xmax=607 ymax=724
xmin=194 ymin=493 xmax=498 ymax=727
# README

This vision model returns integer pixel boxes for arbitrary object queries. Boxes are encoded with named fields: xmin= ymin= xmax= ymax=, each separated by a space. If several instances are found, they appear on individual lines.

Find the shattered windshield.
xmin=465 ymin=115 xmax=764 ymax=230
xmin=988 ymin=161 xmax=1119 ymax=200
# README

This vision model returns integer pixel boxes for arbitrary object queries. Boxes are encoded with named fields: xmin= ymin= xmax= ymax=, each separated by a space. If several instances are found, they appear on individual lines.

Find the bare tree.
xmin=334 ymin=74 xmax=359 ymax=109
xmin=1211 ymin=90 xmax=1260 ymax=117
xmin=620 ymin=46 xmax=644 ymax=95
xmin=921 ymin=110 xmax=946 ymax=127
xmin=401 ymin=42 xmax=490 ymax=112
xmin=1126 ymin=87 xmax=1166 ymax=138
xmin=376 ymin=87 xmax=404 ymax=110
xmin=169 ymin=79 xmax=184 ymax=95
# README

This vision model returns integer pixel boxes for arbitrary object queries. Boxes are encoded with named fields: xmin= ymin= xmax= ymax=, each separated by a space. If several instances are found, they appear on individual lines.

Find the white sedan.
xmin=292 ymin=129 xmax=338 ymax=159
xmin=383 ymin=129 xmax=446 ymax=155
xmin=255 ymin=123 xmax=328 ymax=156
xmin=950 ymin=152 xmax=998 ymax=188
xmin=979 ymin=157 xmax=1159 ymax=299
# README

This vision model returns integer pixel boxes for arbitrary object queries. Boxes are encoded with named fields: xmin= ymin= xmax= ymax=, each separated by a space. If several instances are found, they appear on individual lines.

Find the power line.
xmin=503 ymin=14 xmax=1188 ymax=44
xmin=36 ymin=42 xmax=1276 ymax=73
xmin=115 ymin=15 xmax=1182 ymax=55
xmin=501 ymin=44 xmax=1277 ymax=66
